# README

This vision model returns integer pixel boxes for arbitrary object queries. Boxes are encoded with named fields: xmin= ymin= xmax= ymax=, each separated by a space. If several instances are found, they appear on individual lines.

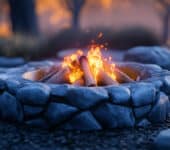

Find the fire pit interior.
xmin=22 ymin=46 xmax=144 ymax=86
xmin=0 ymin=47 xmax=170 ymax=130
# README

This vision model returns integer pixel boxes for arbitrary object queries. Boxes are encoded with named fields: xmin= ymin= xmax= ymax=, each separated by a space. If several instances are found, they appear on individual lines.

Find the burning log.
xmin=45 ymin=67 xmax=70 ymax=84
xmin=73 ymin=78 xmax=84 ymax=86
xmin=79 ymin=56 xmax=96 ymax=86
xmin=98 ymin=70 xmax=118 ymax=86
xmin=39 ymin=65 xmax=61 ymax=82
xmin=114 ymin=68 xmax=134 ymax=83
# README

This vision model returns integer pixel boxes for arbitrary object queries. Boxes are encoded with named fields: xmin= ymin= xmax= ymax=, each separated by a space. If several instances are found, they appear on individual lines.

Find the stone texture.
xmin=25 ymin=118 xmax=49 ymax=129
xmin=137 ymin=119 xmax=151 ymax=128
xmin=23 ymin=105 xmax=44 ymax=117
xmin=134 ymin=105 xmax=151 ymax=118
xmin=153 ymin=129 xmax=170 ymax=150
xmin=62 ymin=111 xmax=102 ymax=130
xmin=0 ymin=92 xmax=23 ymax=122
xmin=151 ymin=80 xmax=163 ymax=90
xmin=0 ymin=57 xmax=25 ymax=67
xmin=145 ymin=64 xmax=162 ymax=72
xmin=93 ymin=103 xmax=135 ymax=128
xmin=66 ymin=87 xmax=108 ymax=109
xmin=17 ymin=84 xmax=50 ymax=106
xmin=106 ymin=86 xmax=131 ymax=105
xmin=6 ymin=79 xmax=21 ymax=95
xmin=148 ymin=92 xmax=169 ymax=123
xmin=0 ymin=79 xmax=6 ymax=91
xmin=131 ymin=83 xmax=156 ymax=107
xmin=45 ymin=103 xmax=78 ymax=125
xmin=162 ymin=76 xmax=170 ymax=94
xmin=124 ymin=46 xmax=170 ymax=69
xmin=50 ymin=84 xmax=71 ymax=97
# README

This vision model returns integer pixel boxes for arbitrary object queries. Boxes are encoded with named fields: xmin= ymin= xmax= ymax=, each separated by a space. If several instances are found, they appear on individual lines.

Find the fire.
xmin=62 ymin=50 xmax=84 ymax=83
xmin=62 ymin=46 xmax=116 ymax=85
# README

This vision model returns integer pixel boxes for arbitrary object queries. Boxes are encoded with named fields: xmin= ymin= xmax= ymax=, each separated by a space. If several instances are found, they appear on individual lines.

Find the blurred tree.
xmin=64 ymin=0 xmax=86 ymax=28
xmin=156 ymin=0 xmax=170 ymax=44
xmin=8 ymin=0 xmax=39 ymax=35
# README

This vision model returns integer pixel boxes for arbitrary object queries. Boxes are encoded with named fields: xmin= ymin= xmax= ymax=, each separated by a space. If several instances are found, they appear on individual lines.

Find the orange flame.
xmin=62 ymin=46 xmax=116 ymax=84
xmin=62 ymin=50 xmax=84 ymax=83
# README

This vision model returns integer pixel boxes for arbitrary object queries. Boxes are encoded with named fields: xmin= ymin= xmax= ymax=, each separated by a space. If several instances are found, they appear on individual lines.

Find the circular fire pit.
xmin=0 ymin=60 xmax=170 ymax=130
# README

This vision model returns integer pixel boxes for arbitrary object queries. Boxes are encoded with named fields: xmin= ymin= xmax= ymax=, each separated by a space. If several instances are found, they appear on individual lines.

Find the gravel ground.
xmin=0 ymin=121 xmax=170 ymax=150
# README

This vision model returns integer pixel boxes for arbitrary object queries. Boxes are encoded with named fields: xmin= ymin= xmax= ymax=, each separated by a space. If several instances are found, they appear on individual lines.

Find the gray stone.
xmin=25 ymin=118 xmax=49 ymax=129
xmin=137 ymin=119 xmax=151 ymax=128
xmin=151 ymin=80 xmax=163 ymax=90
xmin=106 ymin=86 xmax=131 ymax=105
xmin=50 ymin=84 xmax=71 ymax=97
xmin=17 ymin=84 xmax=50 ymax=106
xmin=0 ymin=92 xmax=23 ymax=122
xmin=162 ymin=76 xmax=170 ymax=94
xmin=45 ymin=103 xmax=78 ymax=125
xmin=134 ymin=105 xmax=151 ymax=118
xmin=23 ymin=105 xmax=43 ymax=117
xmin=6 ymin=79 xmax=21 ymax=95
xmin=145 ymin=64 xmax=162 ymax=72
xmin=153 ymin=129 xmax=170 ymax=150
xmin=93 ymin=103 xmax=135 ymax=128
xmin=131 ymin=83 xmax=156 ymax=107
xmin=66 ymin=87 xmax=108 ymax=109
xmin=0 ymin=57 xmax=25 ymax=67
xmin=62 ymin=111 xmax=102 ymax=130
xmin=148 ymin=92 xmax=169 ymax=123
xmin=0 ymin=79 xmax=6 ymax=91
xmin=124 ymin=46 xmax=170 ymax=69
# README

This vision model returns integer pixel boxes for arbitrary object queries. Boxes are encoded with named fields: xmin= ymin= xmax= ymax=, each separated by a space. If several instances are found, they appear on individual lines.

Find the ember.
xmin=43 ymin=46 xmax=134 ymax=86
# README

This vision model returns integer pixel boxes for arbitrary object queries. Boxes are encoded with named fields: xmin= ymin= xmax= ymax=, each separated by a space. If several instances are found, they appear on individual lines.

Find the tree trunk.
xmin=72 ymin=8 xmax=80 ymax=28
xmin=8 ymin=0 xmax=39 ymax=35
xmin=162 ymin=8 xmax=170 ymax=44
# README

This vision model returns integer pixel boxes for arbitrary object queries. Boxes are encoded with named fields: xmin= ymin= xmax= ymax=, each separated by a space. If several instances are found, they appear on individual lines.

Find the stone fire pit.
xmin=0 ymin=60 xmax=170 ymax=130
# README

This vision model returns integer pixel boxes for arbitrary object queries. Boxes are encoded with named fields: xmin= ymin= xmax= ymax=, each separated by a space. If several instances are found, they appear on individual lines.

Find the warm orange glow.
xmin=0 ymin=22 xmax=11 ymax=37
xmin=62 ymin=50 xmax=84 ymax=83
xmin=100 ymin=0 xmax=112 ymax=9
xmin=62 ymin=46 xmax=116 ymax=85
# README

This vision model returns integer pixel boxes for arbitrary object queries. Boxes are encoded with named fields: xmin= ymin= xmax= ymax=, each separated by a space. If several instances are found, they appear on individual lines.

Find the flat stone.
xmin=162 ymin=76 xmax=170 ymax=94
xmin=62 ymin=111 xmax=102 ymax=131
xmin=45 ymin=103 xmax=78 ymax=125
xmin=134 ymin=105 xmax=151 ymax=118
xmin=148 ymin=92 xmax=169 ymax=123
xmin=17 ymin=84 xmax=50 ymax=106
xmin=23 ymin=105 xmax=44 ymax=117
xmin=131 ymin=83 xmax=156 ymax=107
xmin=0 ymin=57 xmax=25 ymax=67
xmin=137 ymin=119 xmax=151 ymax=128
xmin=124 ymin=46 xmax=170 ymax=69
xmin=93 ymin=103 xmax=135 ymax=128
xmin=0 ymin=92 xmax=23 ymax=122
xmin=151 ymin=80 xmax=163 ymax=90
xmin=153 ymin=129 xmax=170 ymax=150
xmin=66 ymin=87 xmax=108 ymax=109
xmin=0 ymin=79 xmax=6 ymax=91
xmin=106 ymin=86 xmax=131 ymax=105
xmin=6 ymin=79 xmax=21 ymax=95
xmin=25 ymin=118 xmax=49 ymax=129
xmin=145 ymin=64 xmax=162 ymax=72
xmin=49 ymin=84 xmax=71 ymax=97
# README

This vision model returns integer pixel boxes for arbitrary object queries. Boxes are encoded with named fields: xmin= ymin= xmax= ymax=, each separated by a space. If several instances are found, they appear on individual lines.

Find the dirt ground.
xmin=0 ymin=120 xmax=169 ymax=150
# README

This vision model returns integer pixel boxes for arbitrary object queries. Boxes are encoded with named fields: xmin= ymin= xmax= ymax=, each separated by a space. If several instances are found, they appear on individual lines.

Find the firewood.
xmin=39 ymin=65 xmax=61 ymax=82
xmin=45 ymin=67 xmax=70 ymax=84
xmin=98 ymin=70 xmax=118 ymax=86
xmin=114 ymin=68 xmax=134 ymax=83
xmin=79 ymin=56 xmax=96 ymax=86
xmin=73 ymin=78 xmax=85 ymax=86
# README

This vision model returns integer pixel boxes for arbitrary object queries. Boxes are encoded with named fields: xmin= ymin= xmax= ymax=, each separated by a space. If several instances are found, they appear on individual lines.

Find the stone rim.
xmin=0 ymin=61 xmax=169 ymax=131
